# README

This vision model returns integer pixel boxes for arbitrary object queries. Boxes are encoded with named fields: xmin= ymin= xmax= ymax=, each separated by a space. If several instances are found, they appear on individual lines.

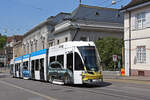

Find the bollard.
xmin=121 ymin=68 xmax=125 ymax=76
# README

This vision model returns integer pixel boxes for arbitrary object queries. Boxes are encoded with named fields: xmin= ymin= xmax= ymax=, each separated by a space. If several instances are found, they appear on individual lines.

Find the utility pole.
xmin=72 ymin=24 xmax=80 ymax=41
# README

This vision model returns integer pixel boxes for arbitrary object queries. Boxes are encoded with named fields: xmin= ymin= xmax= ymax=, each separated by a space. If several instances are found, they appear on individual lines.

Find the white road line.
xmin=0 ymin=80 xmax=58 ymax=100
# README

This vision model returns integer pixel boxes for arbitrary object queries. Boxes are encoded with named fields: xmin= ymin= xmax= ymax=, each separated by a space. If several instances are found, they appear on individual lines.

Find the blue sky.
xmin=0 ymin=0 xmax=130 ymax=36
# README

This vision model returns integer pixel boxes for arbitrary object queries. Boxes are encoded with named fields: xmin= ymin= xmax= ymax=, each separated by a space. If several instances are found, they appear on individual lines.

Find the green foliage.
xmin=0 ymin=35 xmax=7 ymax=49
xmin=95 ymin=37 xmax=124 ymax=71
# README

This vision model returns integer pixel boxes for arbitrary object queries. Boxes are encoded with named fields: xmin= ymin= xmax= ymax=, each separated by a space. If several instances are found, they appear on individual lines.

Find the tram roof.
xmin=49 ymin=41 xmax=95 ymax=49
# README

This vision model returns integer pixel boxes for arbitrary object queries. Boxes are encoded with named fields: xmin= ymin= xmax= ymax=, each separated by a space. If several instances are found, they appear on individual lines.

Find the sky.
xmin=0 ymin=0 xmax=131 ymax=36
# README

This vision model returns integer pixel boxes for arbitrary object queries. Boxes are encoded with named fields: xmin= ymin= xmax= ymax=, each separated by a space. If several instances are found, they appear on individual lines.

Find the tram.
xmin=12 ymin=41 xmax=103 ymax=84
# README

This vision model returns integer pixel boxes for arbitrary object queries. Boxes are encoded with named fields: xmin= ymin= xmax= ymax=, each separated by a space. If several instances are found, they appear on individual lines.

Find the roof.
xmin=7 ymin=35 xmax=23 ymax=43
xmin=48 ymin=12 xmax=71 ymax=24
xmin=23 ymin=4 xmax=123 ymax=38
xmin=71 ymin=4 xmax=123 ymax=24
xmin=121 ymin=0 xmax=150 ymax=10
xmin=24 ymin=12 xmax=71 ymax=38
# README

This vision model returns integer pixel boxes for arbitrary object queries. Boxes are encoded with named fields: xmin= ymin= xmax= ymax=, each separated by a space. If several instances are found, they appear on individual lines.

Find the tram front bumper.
xmin=82 ymin=72 xmax=103 ymax=83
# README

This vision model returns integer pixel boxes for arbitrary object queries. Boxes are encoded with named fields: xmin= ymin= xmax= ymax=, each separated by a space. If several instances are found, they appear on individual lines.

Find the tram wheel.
xmin=64 ymin=75 xmax=71 ymax=85
xmin=48 ymin=76 xmax=54 ymax=83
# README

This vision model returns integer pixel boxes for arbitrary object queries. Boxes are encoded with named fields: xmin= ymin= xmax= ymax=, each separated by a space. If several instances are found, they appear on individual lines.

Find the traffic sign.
xmin=113 ymin=55 xmax=117 ymax=62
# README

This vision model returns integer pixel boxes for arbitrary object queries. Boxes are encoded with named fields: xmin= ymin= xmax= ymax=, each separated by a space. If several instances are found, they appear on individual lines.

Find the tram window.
xmin=18 ymin=63 xmax=20 ymax=70
xmin=24 ymin=66 xmax=28 ymax=70
xmin=75 ymin=52 xmax=84 ymax=70
xmin=26 ymin=61 xmax=28 ymax=67
xmin=57 ymin=55 xmax=64 ymax=67
xmin=35 ymin=59 xmax=39 ymax=70
xmin=40 ymin=58 xmax=44 ymax=69
xmin=23 ymin=62 xmax=25 ymax=66
xmin=32 ymin=60 xmax=35 ymax=70
xmin=67 ymin=53 xmax=73 ymax=72
xmin=50 ymin=56 xmax=55 ymax=63
xmin=15 ymin=64 xmax=18 ymax=71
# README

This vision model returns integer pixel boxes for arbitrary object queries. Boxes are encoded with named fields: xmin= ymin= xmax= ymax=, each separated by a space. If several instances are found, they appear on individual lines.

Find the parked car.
xmin=48 ymin=61 xmax=73 ymax=84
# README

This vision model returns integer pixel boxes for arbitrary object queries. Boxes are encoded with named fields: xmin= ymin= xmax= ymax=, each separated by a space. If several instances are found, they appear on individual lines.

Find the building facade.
xmin=13 ymin=41 xmax=23 ymax=58
xmin=122 ymin=0 xmax=150 ymax=76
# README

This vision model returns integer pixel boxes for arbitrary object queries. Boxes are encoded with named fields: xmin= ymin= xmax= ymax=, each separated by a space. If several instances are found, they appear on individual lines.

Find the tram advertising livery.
xmin=11 ymin=41 xmax=103 ymax=85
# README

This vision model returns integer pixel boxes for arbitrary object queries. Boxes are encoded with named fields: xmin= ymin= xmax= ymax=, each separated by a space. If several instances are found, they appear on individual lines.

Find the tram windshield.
xmin=78 ymin=46 xmax=100 ymax=72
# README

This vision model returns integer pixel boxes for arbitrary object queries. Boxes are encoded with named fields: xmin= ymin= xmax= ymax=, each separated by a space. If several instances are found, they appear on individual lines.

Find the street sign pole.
xmin=113 ymin=55 xmax=117 ymax=71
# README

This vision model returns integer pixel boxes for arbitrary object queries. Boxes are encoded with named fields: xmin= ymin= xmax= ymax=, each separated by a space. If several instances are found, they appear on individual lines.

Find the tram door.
xmin=31 ymin=60 xmax=35 ymax=79
xmin=15 ymin=64 xmax=17 ymax=77
xmin=18 ymin=63 xmax=21 ymax=77
xmin=40 ymin=58 xmax=44 ymax=80
xmin=67 ymin=53 xmax=73 ymax=72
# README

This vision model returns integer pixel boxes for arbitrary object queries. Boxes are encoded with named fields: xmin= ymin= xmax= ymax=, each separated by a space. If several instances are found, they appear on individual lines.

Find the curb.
xmin=104 ymin=76 xmax=150 ymax=81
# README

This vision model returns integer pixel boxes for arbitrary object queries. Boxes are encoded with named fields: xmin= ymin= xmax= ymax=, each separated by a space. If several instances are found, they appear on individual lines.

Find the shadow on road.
xmin=67 ymin=82 xmax=112 ymax=88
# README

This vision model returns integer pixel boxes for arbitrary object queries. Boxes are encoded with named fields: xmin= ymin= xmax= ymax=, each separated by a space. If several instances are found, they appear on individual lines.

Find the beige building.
xmin=13 ymin=41 xmax=23 ymax=58
xmin=121 ymin=0 xmax=150 ymax=76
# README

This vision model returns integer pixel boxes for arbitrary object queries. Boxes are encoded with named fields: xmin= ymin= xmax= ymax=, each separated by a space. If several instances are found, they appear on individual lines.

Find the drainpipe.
xmin=129 ymin=11 xmax=131 ymax=76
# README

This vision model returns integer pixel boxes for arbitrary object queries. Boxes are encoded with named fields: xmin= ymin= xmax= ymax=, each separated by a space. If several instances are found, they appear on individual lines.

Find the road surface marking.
xmin=105 ymin=79 xmax=150 ymax=85
xmin=0 ymin=80 xmax=58 ymax=100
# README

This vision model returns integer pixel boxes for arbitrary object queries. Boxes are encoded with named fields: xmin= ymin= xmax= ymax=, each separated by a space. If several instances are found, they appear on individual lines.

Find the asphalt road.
xmin=0 ymin=76 xmax=150 ymax=100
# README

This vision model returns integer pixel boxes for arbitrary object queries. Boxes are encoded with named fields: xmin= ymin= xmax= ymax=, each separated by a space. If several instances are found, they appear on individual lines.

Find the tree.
xmin=95 ymin=37 xmax=124 ymax=71
xmin=0 ymin=35 xmax=7 ymax=49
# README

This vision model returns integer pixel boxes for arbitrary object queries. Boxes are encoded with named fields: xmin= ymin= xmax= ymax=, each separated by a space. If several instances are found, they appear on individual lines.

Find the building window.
xmin=23 ymin=45 xmax=26 ymax=54
xmin=31 ymin=43 xmax=33 ymax=52
xmin=80 ymin=37 xmax=87 ymax=41
xmin=35 ymin=40 xmax=37 ymax=51
xmin=95 ymin=12 xmax=99 ymax=16
xmin=42 ymin=41 xmax=45 ymax=49
xmin=57 ymin=40 xmax=59 ymax=44
xmin=136 ymin=12 xmax=145 ymax=30
xmin=49 ymin=42 xmax=53 ymax=47
xmin=65 ymin=37 xmax=68 ymax=42
xmin=136 ymin=46 xmax=146 ymax=63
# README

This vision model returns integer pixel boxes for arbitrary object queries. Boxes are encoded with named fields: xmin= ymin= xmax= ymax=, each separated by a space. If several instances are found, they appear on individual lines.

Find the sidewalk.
xmin=102 ymin=71 xmax=150 ymax=81
xmin=104 ymin=75 xmax=150 ymax=81
xmin=0 ymin=68 xmax=10 ymax=78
